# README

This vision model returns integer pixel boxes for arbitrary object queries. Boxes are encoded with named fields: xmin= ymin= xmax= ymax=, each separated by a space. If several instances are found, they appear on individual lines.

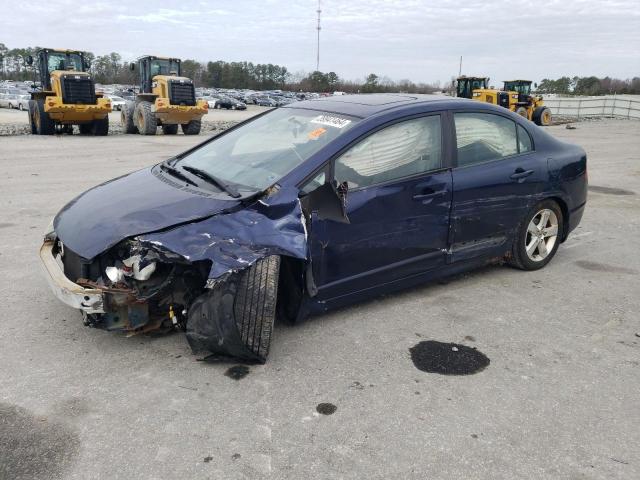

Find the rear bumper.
xmin=566 ymin=201 xmax=586 ymax=238
xmin=39 ymin=240 xmax=104 ymax=313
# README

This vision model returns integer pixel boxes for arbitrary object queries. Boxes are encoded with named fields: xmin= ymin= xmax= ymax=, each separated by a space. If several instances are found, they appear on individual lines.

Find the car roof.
xmin=287 ymin=93 xmax=469 ymax=118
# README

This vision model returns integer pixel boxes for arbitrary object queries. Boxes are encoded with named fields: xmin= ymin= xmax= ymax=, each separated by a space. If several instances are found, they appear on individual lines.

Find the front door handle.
xmin=510 ymin=168 xmax=534 ymax=181
xmin=412 ymin=189 xmax=447 ymax=203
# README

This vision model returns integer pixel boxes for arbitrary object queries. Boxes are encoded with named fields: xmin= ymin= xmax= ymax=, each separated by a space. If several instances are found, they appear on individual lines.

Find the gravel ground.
xmin=0 ymin=119 xmax=639 ymax=480
xmin=0 ymin=104 xmax=267 ymax=135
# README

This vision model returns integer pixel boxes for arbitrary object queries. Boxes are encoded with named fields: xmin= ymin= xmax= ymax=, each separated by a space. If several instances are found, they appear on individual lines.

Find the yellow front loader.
xmin=456 ymin=76 xmax=552 ymax=126
xmin=26 ymin=49 xmax=111 ymax=135
xmin=121 ymin=56 xmax=208 ymax=135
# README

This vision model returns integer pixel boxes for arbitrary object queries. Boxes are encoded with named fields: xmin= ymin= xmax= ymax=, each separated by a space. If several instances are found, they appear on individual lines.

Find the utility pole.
xmin=316 ymin=0 xmax=321 ymax=72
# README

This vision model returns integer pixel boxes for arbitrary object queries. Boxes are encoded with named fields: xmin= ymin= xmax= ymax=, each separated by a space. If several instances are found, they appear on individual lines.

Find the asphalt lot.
xmin=0 ymin=119 xmax=639 ymax=480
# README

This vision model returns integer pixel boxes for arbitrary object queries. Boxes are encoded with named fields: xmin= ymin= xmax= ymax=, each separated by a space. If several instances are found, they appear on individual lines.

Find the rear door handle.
xmin=510 ymin=169 xmax=534 ymax=180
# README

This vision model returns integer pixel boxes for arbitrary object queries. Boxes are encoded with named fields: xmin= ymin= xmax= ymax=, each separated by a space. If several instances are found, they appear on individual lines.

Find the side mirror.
xmin=25 ymin=55 xmax=33 ymax=66
xmin=129 ymin=62 xmax=136 ymax=71
xmin=84 ymin=59 xmax=91 ymax=69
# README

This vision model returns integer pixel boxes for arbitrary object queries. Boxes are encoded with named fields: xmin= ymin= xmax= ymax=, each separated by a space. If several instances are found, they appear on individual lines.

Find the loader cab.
xmin=26 ymin=49 xmax=91 ymax=91
xmin=135 ymin=56 xmax=182 ymax=94
xmin=456 ymin=76 xmax=488 ymax=99
xmin=503 ymin=80 xmax=532 ymax=96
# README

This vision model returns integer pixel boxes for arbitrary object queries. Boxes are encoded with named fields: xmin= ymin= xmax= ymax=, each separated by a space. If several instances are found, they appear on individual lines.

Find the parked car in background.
xmin=200 ymin=96 xmax=218 ymax=109
xmin=106 ymin=95 xmax=126 ymax=111
xmin=255 ymin=96 xmax=277 ymax=107
xmin=40 ymin=94 xmax=587 ymax=363
xmin=0 ymin=93 xmax=8 ymax=108
xmin=13 ymin=94 xmax=30 ymax=111
xmin=214 ymin=95 xmax=246 ymax=110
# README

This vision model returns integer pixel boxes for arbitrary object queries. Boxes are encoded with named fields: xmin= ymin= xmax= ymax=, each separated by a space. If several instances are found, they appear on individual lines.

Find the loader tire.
xmin=234 ymin=255 xmax=281 ymax=362
xmin=79 ymin=123 xmax=92 ymax=134
xmin=181 ymin=119 xmax=201 ymax=135
xmin=515 ymin=106 xmax=528 ymax=118
xmin=121 ymin=101 xmax=138 ymax=134
xmin=33 ymin=99 xmax=55 ymax=135
xmin=533 ymin=106 xmax=552 ymax=126
xmin=91 ymin=116 xmax=109 ymax=136
xmin=28 ymin=100 xmax=37 ymax=134
xmin=162 ymin=124 xmax=179 ymax=135
xmin=134 ymin=101 xmax=156 ymax=135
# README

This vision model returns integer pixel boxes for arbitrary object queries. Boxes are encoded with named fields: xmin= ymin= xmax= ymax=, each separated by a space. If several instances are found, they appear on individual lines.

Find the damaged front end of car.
xmin=40 ymin=185 xmax=312 ymax=363
xmin=42 ymin=235 xmax=210 ymax=333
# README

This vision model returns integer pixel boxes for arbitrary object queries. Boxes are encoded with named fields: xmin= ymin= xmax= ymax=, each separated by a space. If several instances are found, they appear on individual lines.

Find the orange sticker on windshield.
xmin=308 ymin=127 xmax=327 ymax=140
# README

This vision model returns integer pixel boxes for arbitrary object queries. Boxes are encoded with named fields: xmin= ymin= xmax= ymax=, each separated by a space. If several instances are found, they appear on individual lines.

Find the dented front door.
xmin=309 ymin=170 xmax=453 ymax=300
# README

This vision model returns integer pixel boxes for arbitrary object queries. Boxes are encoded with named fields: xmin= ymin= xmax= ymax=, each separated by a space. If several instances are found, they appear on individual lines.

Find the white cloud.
xmin=1 ymin=0 xmax=638 ymax=84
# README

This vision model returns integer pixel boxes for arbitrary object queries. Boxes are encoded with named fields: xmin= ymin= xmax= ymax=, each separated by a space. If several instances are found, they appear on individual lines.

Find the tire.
xmin=18 ymin=103 xmax=24 ymax=111
xmin=91 ymin=116 xmax=109 ymax=136
xmin=79 ymin=123 xmax=92 ymax=134
xmin=121 ymin=101 xmax=138 ymax=134
xmin=28 ymin=100 xmax=37 ymax=134
xmin=508 ymin=199 xmax=563 ymax=271
xmin=181 ymin=119 xmax=201 ymax=135
xmin=33 ymin=98 xmax=55 ymax=135
xmin=234 ymin=256 xmax=281 ymax=362
xmin=533 ymin=106 xmax=552 ymax=126
xmin=134 ymin=101 xmax=156 ymax=135
xmin=515 ymin=106 xmax=528 ymax=118
xmin=162 ymin=124 xmax=179 ymax=135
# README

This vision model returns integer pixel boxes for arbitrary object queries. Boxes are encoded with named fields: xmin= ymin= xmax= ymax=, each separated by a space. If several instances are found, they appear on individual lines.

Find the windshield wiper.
xmin=181 ymin=165 xmax=241 ymax=198
xmin=159 ymin=163 xmax=198 ymax=187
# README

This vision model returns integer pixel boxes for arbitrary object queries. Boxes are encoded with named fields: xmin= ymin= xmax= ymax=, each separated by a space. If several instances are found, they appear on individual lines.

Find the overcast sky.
xmin=2 ymin=0 xmax=639 ymax=85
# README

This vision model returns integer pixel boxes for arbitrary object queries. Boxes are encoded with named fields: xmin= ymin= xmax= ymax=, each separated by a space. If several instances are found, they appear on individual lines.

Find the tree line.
xmin=0 ymin=42 xmax=439 ymax=93
xmin=536 ymin=76 xmax=640 ymax=95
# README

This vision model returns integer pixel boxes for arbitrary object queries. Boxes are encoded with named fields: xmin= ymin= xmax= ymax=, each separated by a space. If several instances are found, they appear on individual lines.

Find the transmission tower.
xmin=316 ymin=0 xmax=321 ymax=72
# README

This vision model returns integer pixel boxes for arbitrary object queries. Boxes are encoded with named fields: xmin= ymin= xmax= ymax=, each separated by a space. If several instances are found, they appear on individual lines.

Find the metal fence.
xmin=543 ymin=95 xmax=640 ymax=119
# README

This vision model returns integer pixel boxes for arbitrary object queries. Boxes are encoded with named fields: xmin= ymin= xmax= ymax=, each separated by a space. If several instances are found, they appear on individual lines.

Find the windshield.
xmin=46 ymin=52 xmax=83 ymax=73
xmin=150 ymin=59 xmax=180 ymax=76
xmin=505 ymin=82 xmax=531 ymax=95
xmin=174 ymin=108 xmax=359 ymax=192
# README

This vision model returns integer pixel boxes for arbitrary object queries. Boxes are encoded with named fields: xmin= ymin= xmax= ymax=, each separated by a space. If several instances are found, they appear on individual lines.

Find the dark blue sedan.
xmin=40 ymin=94 xmax=587 ymax=362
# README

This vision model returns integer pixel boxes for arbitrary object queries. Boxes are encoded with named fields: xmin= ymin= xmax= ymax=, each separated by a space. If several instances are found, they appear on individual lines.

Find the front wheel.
xmin=509 ymin=200 xmax=563 ymax=271
xmin=234 ymin=255 xmax=281 ymax=362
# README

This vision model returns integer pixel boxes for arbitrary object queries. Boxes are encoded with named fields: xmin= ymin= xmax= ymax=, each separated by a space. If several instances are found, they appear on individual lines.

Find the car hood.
xmin=54 ymin=166 xmax=240 ymax=260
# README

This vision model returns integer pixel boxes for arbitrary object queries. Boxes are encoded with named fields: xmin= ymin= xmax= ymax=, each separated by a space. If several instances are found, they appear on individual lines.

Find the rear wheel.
xmin=79 ymin=123 xmax=92 ymax=134
xmin=509 ymin=199 xmax=563 ymax=271
xmin=533 ymin=106 xmax=552 ymax=126
xmin=162 ymin=124 xmax=179 ymax=135
xmin=18 ymin=103 xmax=24 ymax=111
xmin=134 ymin=101 xmax=157 ymax=135
xmin=181 ymin=119 xmax=201 ymax=135
xmin=34 ymin=99 xmax=55 ymax=135
xmin=121 ymin=101 xmax=138 ymax=134
xmin=515 ymin=106 xmax=528 ymax=118
xmin=234 ymin=256 xmax=281 ymax=362
xmin=91 ymin=117 xmax=109 ymax=136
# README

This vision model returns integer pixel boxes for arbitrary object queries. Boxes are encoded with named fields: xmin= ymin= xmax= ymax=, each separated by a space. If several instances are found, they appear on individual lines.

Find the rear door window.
xmin=454 ymin=113 xmax=521 ymax=167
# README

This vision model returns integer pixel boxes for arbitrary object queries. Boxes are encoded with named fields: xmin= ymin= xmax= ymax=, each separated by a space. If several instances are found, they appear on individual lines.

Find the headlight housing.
xmin=43 ymin=217 xmax=56 ymax=242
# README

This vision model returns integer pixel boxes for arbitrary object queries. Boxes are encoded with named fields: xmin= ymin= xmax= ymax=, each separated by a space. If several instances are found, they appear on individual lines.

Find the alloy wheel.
xmin=525 ymin=208 xmax=558 ymax=262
